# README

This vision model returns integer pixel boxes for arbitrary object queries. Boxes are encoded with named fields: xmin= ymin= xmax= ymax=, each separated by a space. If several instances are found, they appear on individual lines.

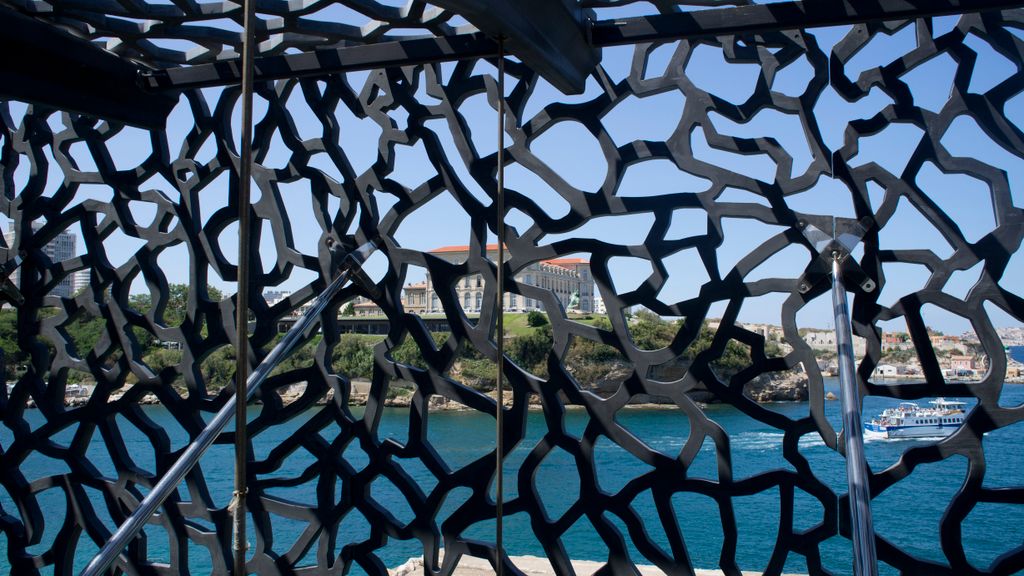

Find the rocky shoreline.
xmin=39 ymin=370 xmax=810 ymax=410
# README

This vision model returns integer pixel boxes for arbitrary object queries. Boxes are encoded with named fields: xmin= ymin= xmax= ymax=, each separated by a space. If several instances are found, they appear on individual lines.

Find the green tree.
xmin=334 ymin=334 xmax=374 ymax=378
xmin=200 ymin=345 xmax=236 ymax=390
xmin=62 ymin=312 xmax=106 ymax=358
xmin=270 ymin=334 xmax=320 ymax=377
xmin=145 ymin=347 xmax=183 ymax=371
xmin=390 ymin=332 xmax=449 ymax=369
xmin=507 ymin=324 xmax=553 ymax=376
xmin=458 ymin=357 xmax=498 ymax=390
xmin=130 ymin=284 xmax=223 ymax=327
xmin=526 ymin=310 xmax=548 ymax=327
xmin=629 ymin=310 xmax=675 ymax=350
xmin=0 ymin=309 xmax=27 ymax=379
xmin=681 ymin=322 xmax=751 ymax=373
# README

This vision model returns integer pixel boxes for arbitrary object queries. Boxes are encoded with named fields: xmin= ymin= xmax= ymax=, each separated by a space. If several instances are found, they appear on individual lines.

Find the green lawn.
xmin=502 ymin=312 xmax=604 ymax=337
xmin=337 ymin=312 xmax=606 ymax=338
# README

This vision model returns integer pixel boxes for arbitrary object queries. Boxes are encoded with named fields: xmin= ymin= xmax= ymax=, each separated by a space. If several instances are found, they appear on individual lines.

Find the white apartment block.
xmin=4 ymin=223 xmax=79 ymax=298
xmin=400 ymin=244 xmax=596 ymax=315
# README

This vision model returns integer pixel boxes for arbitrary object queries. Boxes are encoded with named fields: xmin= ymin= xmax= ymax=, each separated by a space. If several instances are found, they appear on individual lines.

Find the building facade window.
xmin=411 ymin=247 xmax=594 ymax=314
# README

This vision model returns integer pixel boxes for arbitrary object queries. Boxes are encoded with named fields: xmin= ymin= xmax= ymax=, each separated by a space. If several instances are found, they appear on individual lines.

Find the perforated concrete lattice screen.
xmin=1 ymin=1 xmax=1024 ymax=574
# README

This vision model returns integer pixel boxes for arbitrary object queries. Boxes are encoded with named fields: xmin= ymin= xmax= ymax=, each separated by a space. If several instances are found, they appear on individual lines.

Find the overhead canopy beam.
xmin=140 ymin=0 xmax=1024 ymax=94
xmin=144 ymin=0 xmax=600 ymax=95
xmin=142 ymin=33 xmax=500 ymax=92
xmin=0 ymin=5 xmax=178 ymax=129
xmin=591 ymin=0 xmax=1024 ymax=46
xmin=428 ymin=0 xmax=599 ymax=94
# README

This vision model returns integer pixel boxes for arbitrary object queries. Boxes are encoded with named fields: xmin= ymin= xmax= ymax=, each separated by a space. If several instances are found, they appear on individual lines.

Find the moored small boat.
xmin=864 ymin=398 xmax=967 ymax=439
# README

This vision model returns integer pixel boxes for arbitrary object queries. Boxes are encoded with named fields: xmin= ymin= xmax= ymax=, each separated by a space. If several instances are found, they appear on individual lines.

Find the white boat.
xmin=864 ymin=398 xmax=967 ymax=439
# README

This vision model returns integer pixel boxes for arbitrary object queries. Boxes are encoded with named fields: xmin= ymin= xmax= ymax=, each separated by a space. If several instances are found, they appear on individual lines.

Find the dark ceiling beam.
xmin=142 ymin=33 xmax=500 ymax=91
xmin=139 ymin=0 xmax=1024 ymax=94
xmin=0 ymin=5 xmax=178 ymax=130
xmin=144 ymin=0 xmax=601 ymax=95
xmin=591 ymin=0 xmax=1024 ymax=46
xmin=428 ymin=0 xmax=599 ymax=94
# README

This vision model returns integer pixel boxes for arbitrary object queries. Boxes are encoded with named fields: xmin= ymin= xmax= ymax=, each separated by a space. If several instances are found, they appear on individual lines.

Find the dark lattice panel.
xmin=0 ymin=0 xmax=820 ymax=69
xmin=0 ymin=0 xmax=468 ymax=67
xmin=1 ymin=6 xmax=1024 ymax=576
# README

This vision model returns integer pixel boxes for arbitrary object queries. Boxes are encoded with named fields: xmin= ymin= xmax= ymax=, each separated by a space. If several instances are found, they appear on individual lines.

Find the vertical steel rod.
xmin=79 ymin=241 xmax=374 ymax=576
xmin=494 ymin=36 xmax=506 ymax=576
xmin=233 ymin=0 xmax=259 ymax=570
xmin=831 ymin=254 xmax=878 ymax=576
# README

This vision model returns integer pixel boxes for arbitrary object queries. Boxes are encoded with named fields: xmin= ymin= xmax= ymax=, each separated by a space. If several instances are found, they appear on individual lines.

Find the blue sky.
xmin=2 ymin=15 xmax=1022 ymax=336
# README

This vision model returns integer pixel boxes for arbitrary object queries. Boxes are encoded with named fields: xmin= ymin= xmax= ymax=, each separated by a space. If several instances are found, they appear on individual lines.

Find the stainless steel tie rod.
xmin=81 ymin=239 xmax=378 ymax=576
xmin=798 ymin=217 xmax=878 ymax=576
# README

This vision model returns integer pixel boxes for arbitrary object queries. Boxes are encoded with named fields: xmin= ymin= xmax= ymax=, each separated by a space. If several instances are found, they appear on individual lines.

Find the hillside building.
xmin=406 ymin=244 xmax=595 ymax=315
xmin=4 ymin=223 xmax=80 ymax=298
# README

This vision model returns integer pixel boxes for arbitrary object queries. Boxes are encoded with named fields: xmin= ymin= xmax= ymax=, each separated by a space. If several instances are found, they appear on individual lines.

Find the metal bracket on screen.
xmin=797 ymin=217 xmax=876 ymax=295
xmin=326 ymin=236 xmax=382 ymax=301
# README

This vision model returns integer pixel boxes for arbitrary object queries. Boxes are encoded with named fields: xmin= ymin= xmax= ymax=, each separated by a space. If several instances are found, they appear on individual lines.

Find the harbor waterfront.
xmin=3 ymin=367 xmax=1024 ymax=575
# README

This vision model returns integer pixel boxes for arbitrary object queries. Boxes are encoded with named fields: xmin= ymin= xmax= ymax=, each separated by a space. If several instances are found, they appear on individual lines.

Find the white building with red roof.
xmin=406 ymin=244 xmax=595 ymax=314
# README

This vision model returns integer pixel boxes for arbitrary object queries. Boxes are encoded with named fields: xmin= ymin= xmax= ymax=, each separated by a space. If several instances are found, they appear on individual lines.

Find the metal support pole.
xmin=233 ymin=0 xmax=259 ymax=570
xmin=80 ymin=241 xmax=376 ymax=576
xmin=831 ymin=254 xmax=878 ymax=576
xmin=494 ymin=36 xmax=506 ymax=576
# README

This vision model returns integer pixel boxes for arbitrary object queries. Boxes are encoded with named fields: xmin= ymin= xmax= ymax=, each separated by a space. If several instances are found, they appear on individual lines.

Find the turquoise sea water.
xmin=3 ymin=369 xmax=1024 ymax=575
xmin=1011 ymin=345 xmax=1024 ymax=364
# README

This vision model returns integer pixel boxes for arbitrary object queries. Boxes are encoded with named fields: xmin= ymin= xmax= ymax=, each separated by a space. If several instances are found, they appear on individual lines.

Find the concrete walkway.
xmin=390 ymin=555 xmax=801 ymax=575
